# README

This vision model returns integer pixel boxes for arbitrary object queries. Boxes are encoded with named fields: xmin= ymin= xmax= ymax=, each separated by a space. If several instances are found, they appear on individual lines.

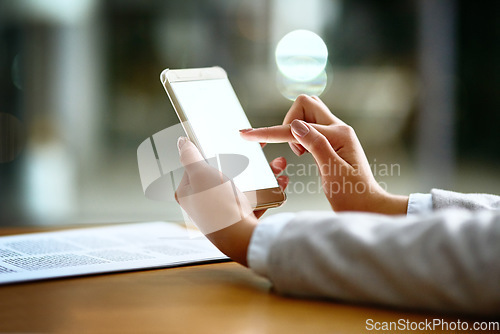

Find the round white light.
xmin=276 ymin=69 xmax=328 ymax=101
xmin=275 ymin=30 xmax=328 ymax=82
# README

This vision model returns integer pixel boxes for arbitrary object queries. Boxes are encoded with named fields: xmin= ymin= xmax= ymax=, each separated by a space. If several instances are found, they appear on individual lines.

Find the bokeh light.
xmin=275 ymin=29 xmax=328 ymax=82
xmin=275 ymin=30 xmax=329 ymax=100
xmin=276 ymin=69 xmax=328 ymax=101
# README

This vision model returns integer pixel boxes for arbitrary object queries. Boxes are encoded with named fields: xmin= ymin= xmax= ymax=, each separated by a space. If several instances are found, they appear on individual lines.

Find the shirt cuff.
xmin=407 ymin=193 xmax=433 ymax=215
xmin=247 ymin=212 xmax=295 ymax=278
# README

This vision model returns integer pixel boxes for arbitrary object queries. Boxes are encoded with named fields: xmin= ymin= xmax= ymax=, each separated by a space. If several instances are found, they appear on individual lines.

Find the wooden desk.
xmin=0 ymin=227 xmax=488 ymax=333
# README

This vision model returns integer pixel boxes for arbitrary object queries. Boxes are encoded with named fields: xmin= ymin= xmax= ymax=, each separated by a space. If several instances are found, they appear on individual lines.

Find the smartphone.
xmin=160 ymin=66 xmax=286 ymax=210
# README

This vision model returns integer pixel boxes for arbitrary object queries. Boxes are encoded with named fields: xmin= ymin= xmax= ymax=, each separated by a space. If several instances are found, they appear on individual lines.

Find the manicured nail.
xmin=291 ymin=120 xmax=309 ymax=137
xmin=295 ymin=144 xmax=306 ymax=155
xmin=177 ymin=136 xmax=187 ymax=151
xmin=276 ymin=156 xmax=286 ymax=164
xmin=239 ymin=128 xmax=253 ymax=133
xmin=290 ymin=143 xmax=302 ymax=156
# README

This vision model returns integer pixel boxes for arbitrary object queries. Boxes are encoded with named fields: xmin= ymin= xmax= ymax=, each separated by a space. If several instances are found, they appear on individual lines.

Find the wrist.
xmin=373 ymin=191 xmax=409 ymax=215
xmin=204 ymin=214 xmax=258 ymax=267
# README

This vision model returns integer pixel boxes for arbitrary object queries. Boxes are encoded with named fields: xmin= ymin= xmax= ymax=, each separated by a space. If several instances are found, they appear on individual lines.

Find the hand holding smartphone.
xmin=160 ymin=67 xmax=286 ymax=209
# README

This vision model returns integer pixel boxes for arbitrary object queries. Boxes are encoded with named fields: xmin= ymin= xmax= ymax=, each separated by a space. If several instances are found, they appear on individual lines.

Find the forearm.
xmin=204 ymin=215 xmax=257 ymax=267
xmin=331 ymin=187 xmax=409 ymax=215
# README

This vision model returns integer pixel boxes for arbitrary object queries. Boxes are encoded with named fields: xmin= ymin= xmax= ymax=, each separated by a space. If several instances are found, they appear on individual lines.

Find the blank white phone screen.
xmin=170 ymin=78 xmax=278 ymax=193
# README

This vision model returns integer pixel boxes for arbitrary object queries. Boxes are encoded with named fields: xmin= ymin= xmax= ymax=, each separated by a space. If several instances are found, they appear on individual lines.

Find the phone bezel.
xmin=160 ymin=67 xmax=286 ymax=210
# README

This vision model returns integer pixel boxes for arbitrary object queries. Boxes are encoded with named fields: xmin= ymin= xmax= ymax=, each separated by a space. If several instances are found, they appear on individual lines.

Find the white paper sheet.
xmin=0 ymin=222 xmax=228 ymax=284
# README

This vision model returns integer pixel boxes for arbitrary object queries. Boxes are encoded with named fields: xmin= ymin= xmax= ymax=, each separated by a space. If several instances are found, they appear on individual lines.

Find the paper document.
xmin=0 ymin=222 xmax=228 ymax=284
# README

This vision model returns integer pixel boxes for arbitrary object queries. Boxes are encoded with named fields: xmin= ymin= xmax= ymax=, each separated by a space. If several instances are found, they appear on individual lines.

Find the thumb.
xmin=177 ymin=136 xmax=208 ymax=177
xmin=290 ymin=120 xmax=346 ymax=171
xmin=177 ymin=136 xmax=225 ymax=191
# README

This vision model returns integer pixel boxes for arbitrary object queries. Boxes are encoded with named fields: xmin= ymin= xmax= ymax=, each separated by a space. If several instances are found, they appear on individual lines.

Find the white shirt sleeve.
xmin=407 ymin=193 xmax=433 ymax=215
xmin=249 ymin=192 xmax=433 ymax=276
xmin=247 ymin=191 xmax=500 ymax=315
xmin=263 ymin=209 xmax=500 ymax=315
xmin=247 ymin=212 xmax=295 ymax=277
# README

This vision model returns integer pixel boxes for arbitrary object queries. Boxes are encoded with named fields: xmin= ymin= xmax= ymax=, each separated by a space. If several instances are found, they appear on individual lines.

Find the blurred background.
xmin=0 ymin=0 xmax=498 ymax=226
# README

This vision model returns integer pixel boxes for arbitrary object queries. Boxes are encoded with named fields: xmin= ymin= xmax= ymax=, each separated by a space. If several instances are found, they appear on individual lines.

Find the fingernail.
xmin=239 ymin=128 xmax=253 ymax=133
xmin=291 ymin=120 xmax=309 ymax=137
xmin=290 ymin=143 xmax=301 ymax=156
xmin=177 ymin=136 xmax=187 ymax=151
xmin=271 ymin=157 xmax=285 ymax=170
xmin=296 ymin=143 xmax=306 ymax=155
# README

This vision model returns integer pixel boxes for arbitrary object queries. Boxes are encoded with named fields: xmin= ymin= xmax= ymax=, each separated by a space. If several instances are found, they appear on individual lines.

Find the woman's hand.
xmin=240 ymin=95 xmax=408 ymax=215
xmin=175 ymin=137 xmax=289 ymax=266
xmin=254 ymin=156 xmax=289 ymax=219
